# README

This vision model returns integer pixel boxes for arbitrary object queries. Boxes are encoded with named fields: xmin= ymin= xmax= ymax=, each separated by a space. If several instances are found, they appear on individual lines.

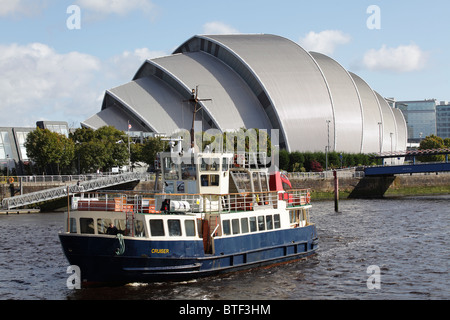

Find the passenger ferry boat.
xmin=59 ymin=147 xmax=318 ymax=285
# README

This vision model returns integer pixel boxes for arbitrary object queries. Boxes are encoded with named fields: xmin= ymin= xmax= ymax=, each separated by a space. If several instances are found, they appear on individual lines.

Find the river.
xmin=0 ymin=196 xmax=448 ymax=300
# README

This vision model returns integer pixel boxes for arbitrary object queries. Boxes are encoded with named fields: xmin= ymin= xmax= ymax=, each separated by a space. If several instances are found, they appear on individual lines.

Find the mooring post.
xmin=334 ymin=170 xmax=339 ymax=212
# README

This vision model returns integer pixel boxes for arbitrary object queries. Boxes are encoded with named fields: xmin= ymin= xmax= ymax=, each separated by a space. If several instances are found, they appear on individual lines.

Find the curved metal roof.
xmin=310 ymin=52 xmax=364 ymax=153
xmin=83 ymin=33 xmax=407 ymax=156
xmin=375 ymin=91 xmax=398 ymax=153
xmin=148 ymin=51 xmax=272 ymax=132
xmin=392 ymin=107 xmax=408 ymax=153
xmin=349 ymin=72 xmax=383 ymax=153
xmin=175 ymin=34 xmax=335 ymax=152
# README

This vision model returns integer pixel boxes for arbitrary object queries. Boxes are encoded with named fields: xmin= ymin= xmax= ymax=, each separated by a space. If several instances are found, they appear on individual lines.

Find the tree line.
xmin=24 ymin=126 xmax=166 ymax=175
xmin=278 ymin=150 xmax=376 ymax=172
xmin=22 ymin=126 xmax=450 ymax=176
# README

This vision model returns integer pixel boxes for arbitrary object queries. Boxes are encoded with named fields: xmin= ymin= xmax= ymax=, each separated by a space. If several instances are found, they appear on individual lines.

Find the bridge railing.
xmin=1 ymin=173 xmax=157 ymax=185
xmin=1 ymin=172 xmax=153 ymax=210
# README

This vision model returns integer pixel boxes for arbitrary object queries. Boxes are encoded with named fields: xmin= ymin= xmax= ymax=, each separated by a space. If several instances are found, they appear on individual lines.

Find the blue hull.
xmin=59 ymin=225 xmax=318 ymax=285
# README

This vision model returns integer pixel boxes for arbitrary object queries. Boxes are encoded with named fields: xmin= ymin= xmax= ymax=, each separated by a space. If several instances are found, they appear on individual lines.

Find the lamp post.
xmin=326 ymin=120 xmax=331 ymax=175
xmin=378 ymin=122 xmax=382 ymax=154
xmin=390 ymin=132 xmax=393 ymax=165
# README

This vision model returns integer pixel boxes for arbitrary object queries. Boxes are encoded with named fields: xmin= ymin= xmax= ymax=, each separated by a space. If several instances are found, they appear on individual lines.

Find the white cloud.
xmin=0 ymin=43 xmax=169 ymax=127
xmin=299 ymin=30 xmax=351 ymax=55
xmin=0 ymin=0 xmax=46 ymax=17
xmin=106 ymin=48 xmax=167 ymax=82
xmin=0 ymin=43 xmax=102 ymax=126
xmin=202 ymin=21 xmax=240 ymax=34
xmin=361 ymin=44 xmax=428 ymax=72
xmin=75 ymin=0 xmax=154 ymax=16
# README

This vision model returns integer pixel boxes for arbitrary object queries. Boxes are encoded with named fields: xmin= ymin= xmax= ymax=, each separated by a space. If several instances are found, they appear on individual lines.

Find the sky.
xmin=0 ymin=0 xmax=449 ymax=128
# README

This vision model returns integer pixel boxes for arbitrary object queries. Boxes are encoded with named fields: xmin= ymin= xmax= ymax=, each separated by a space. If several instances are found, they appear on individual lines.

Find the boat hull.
xmin=59 ymin=225 xmax=318 ymax=285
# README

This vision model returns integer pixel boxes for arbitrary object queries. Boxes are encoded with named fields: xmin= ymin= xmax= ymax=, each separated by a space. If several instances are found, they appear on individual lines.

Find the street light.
xmin=390 ymin=132 xmax=394 ymax=165
xmin=378 ymin=122 xmax=382 ymax=154
xmin=326 ymin=120 xmax=331 ymax=174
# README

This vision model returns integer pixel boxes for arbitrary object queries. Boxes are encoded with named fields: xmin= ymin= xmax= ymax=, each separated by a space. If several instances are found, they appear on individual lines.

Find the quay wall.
xmin=290 ymin=173 xmax=450 ymax=199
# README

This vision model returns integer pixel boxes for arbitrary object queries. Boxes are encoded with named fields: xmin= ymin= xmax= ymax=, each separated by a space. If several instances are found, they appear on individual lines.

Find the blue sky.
xmin=1 ymin=0 xmax=449 ymax=128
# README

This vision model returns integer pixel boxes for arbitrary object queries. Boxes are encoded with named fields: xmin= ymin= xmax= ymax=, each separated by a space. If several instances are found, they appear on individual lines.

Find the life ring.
xmin=8 ymin=177 xmax=14 ymax=183
xmin=306 ymin=192 xmax=311 ymax=204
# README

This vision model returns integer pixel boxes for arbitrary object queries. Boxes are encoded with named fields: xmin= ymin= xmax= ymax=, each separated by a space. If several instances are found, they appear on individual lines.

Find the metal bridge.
xmin=366 ymin=148 xmax=450 ymax=176
xmin=364 ymin=162 xmax=450 ymax=176
xmin=2 ymin=172 xmax=152 ymax=210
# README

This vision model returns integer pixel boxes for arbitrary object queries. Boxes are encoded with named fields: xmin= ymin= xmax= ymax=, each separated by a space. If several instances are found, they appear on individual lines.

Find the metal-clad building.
xmin=82 ymin=34 xmax=407 ymax=155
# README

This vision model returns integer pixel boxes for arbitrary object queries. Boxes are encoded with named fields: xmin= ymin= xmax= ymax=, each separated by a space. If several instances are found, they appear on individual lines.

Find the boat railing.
xmin=71 ymin=189 xmax=312 ymax=214
xmin=284 ymin=189 xmax=312 ymax=207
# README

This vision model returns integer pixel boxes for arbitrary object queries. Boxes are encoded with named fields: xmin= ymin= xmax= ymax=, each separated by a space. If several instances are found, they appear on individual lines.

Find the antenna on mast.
xmin=183 ymin=86 xmax=212 ymax=147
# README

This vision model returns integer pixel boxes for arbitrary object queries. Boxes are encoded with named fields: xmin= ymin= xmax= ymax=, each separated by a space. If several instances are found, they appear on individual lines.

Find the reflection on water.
xmin=1 ymin=196 xmax=449 ymax=300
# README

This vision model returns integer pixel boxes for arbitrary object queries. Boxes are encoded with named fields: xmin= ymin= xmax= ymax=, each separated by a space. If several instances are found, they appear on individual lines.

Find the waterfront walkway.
xmin=1 ymin=172 xmax=152 ymax=210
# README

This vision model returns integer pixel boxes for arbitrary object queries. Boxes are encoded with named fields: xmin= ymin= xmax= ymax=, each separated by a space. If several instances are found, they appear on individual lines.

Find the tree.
xmin=418 ymin=135 xmax=445 ymax=162
xmin=444 ymin=138 xmax=450 ymax=148
xmin=141 ymin=137 xmax=167 ymax=169
xmin=279 ymin=149 xmax=290 ymax=171
xmin=70 ymin=126 xmax=129 ymax=173
xmin=310 ymin=159 xmax=323 ymax=172
xmin=289 ymin=151 xmax=305 ymax=172
xmin=25 ymin=128 xmax=74 ymax=175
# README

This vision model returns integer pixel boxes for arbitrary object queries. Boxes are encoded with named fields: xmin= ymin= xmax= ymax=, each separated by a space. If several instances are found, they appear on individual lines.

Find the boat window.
xmin=185 ymin=220 xmax=196 ymax=237
xmin=197 ymin=219 xmax=203 ymax=238
xmin=241 ymin=217 xmax=249 ymax=234
xmin=274 ymin=214 xmax=281 ymax=229
xmin=257 ymin=216 xmax=265 ymax=231
xmin=181 ymin=161 xmax=196 ymax=180
xmin=222 ymin=220 xmax=231 ymax=235
xmin=290 ymin=210 xmax=296 ymax=224
xmin=260 ymin=173 xmax=269 ymax=191
xmin=69 ymin=218 xmax=77 ymax=233
xmin=200 ymin=174 xmax=220 ymax=187
xmin=222 ymin=157 xmax=229 ymax=171
xmin=150 ymin=219 xmax=165 ymax=237
xmin=115 ymin=219 xmax=126 ymax=234
xmin=97 ymin=218 xmax=112 ymax=235
xmin=80 ymin=218 xmax=94 ymax=234
xmin=232 ymin=219 xmax=240 ymax=235
xmin=135 ymin=220 xmax=146 ymax=237
xmin=249 ymin=216 xmax=257 ymax=232
xmin=266 ymin=215 xmax=273 ymax=230
xmin=168 ymin=219 xmax=182 ymax=237
xmin=200 ymin=158 xmax=220 ymax=171
xmin=163 ymin=157 xmax=179 ymax=180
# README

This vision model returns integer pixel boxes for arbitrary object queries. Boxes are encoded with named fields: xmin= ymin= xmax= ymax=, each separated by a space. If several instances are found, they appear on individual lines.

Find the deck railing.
xmin=71 ymin=189 xmax=312 ymax=215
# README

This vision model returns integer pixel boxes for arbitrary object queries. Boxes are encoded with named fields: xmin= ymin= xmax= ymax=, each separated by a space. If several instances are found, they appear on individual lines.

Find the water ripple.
xmin=1 ymin=196 xmax=449 ymax=300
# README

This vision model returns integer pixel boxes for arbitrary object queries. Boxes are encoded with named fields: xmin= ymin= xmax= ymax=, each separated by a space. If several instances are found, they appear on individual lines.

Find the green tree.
xmin=278 ymin=149 xmax=290 ymax=171
xmin=444 ymin=138 xmax=450 ymax=148
xmin=418 ymin=135 xmax=445 ymax=162
xmin=289 ymin=151 xmax=304 ymax=172
xmin=141 ymin=137 xmax=167 ymax=169
xmin=25 ymin=128 xmax=74 ymax=175
xmin=70 ymin=126 xmax=129 ymax=173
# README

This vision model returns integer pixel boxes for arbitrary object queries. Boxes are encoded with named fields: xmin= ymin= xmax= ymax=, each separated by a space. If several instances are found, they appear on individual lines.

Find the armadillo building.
xmin=82 ymin=34 xmax=407 ymax=154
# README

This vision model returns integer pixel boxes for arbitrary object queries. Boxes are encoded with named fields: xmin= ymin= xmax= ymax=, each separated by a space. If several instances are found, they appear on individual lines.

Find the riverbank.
xmin=294 ymin=173 xmax=450 ymax=200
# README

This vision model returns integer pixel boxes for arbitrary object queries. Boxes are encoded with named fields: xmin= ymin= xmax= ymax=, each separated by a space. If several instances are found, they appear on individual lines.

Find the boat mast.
xmin=184 ymin=86 xmax=212 ymax=148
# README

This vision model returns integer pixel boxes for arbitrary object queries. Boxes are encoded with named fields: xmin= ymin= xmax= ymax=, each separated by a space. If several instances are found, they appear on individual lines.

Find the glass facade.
xmin=0 ymin=131 xmax=14 ymax=161
xmin=15 ymin=131 xmax=30 ymax=161
xmin=0 ymin=130 xmax=15 ymax=175
xmin=0 ymin=122 xmax=67 ymax=175
xmin=397 ymin=100 xmax=437 ymax=141
xmin=437 ymin=103 xmax=450 ymax=139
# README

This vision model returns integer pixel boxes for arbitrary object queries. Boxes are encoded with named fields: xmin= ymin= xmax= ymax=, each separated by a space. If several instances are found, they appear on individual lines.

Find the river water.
xmin=0 ymin=196 xmax=449 ymax=300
